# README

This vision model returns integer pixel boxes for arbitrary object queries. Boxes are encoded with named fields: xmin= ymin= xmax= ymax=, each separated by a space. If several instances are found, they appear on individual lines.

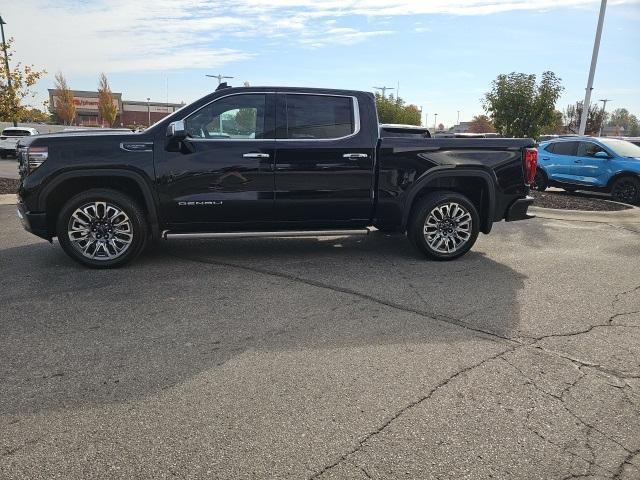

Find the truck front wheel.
xmin=56 ymin=189 xmax=148 ymax=268
xmin=408 ymin=191 xmax=480 ymax=261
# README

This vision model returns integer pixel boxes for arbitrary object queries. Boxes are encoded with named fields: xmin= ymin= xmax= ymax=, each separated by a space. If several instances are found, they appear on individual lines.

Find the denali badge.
xmin=178 ymin=201 xmax=223 ymax=206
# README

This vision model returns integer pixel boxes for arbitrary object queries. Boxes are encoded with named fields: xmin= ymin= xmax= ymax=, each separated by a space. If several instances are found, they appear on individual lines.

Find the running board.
xmin=162 ymin=228 xmax=372 ymax=240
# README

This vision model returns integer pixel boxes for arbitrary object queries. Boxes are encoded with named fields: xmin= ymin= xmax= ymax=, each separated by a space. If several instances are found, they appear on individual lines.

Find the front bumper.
xmin=17 ymin=200 xmax=50 ymax=241
xmin=505 ymin=196 xmax=535 ymax=222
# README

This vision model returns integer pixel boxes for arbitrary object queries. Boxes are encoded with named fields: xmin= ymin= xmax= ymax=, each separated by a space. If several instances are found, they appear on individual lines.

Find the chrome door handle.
xmin=574 ymin=160 xmax=582 ymax=163
xmin=243 ymin=153 xmax=270 ymax=158
xmin=343 ymin=153 xmax=368 ymax=159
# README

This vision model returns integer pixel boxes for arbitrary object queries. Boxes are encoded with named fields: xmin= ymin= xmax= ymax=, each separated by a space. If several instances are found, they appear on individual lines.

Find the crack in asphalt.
xmin=613 ymin=449 xmax=640 ymax=479
xmin=307 ymin=346 xmax=516 ymax=479
xmin=165 ymin=251 xmax=639 ymax=479
xmin=166 ymin=252 xmax=521 ymax=347
xmin=502 ymin=357 xmax=634 ymax=461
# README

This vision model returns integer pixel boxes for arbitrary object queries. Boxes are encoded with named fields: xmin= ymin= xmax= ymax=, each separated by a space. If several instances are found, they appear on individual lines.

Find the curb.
xmin=0 ymin=194 xmax=17 ymax=205
xmin=530 ymin=205 xmax=640 ymax=224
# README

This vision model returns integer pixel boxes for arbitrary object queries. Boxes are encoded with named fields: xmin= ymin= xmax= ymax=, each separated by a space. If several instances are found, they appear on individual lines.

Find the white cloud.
xmin=4 ymin=0 xmax=636 ymax=76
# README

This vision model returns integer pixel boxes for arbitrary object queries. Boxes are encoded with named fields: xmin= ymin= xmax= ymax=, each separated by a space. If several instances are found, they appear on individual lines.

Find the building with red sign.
xmin=48 ymin=89 xmax=184 ymax=127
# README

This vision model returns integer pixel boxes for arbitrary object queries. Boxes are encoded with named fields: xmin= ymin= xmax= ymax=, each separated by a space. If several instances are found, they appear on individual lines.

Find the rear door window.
xmin=2 ymin=129 xmax=31 ymax=137
xmin=285 ymin=95 xmax=355 ymax=140
xmin=551 ymin=141 xmax=578 ymax=156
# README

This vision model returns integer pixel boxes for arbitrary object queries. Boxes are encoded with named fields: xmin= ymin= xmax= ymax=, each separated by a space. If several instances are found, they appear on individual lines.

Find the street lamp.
xmin=146 ymin=97 xmax=151 ymax=126
xmin=457 ymin=110 xmax=460 ymax=126
xmin=433 ymin=113 xmax=438 ymax=132
xmin=0 ymin=16 xmax=17 ymax=127
xmin=578 ymin=0 xmax=607 ymax=135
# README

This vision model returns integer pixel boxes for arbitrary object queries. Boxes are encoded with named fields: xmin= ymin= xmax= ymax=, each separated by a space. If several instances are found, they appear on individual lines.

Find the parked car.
xmin=535 ymin=137 xmax=640 ymax=204
xmin=0 ymin=127 xmax=38 ymax=158
xmin=16 ymin=85 xmax=537 ymax=268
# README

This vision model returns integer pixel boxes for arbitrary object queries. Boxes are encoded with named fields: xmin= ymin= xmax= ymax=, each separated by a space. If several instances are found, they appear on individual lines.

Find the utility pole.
xmin=457 ymin=110 xmax=460 ymax=126
xmin=0 ymin=16 xmax=17 ymax=127
xmin=578 ymin=0 xmax=607 ymax=136
xmin=598 ymin=98 xmax=611 ymax=136
xmin=146 ymin=97 xmax=151 ymax=127
xmin=206 ymin=74 xmax=234 ymax=85
xmin=433 ymin=113 xmax=438 ymax=132
xmin=373 ymin=86 xmax=394 ymax=97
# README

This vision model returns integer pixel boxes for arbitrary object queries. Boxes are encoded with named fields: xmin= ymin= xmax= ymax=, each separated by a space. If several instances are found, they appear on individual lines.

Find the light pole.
xmin=146 ymin=97 xmax=151 ymax=126
xmin=206 ymin=74 xmax=234 ymax=85
xmin=0 ymin=16 xmax=17 ymax=127
xmin=433 ymin=113 xmax=438 ymax=132
xmin=373 ymin=86 xmax=394 ymax=97
xmin=457 ymin=110 xmax=460 ymax=126
xmin=578 ymin=0 xmax=607 ymax=135
xmin=598 ymin=98 xmax=611 ymax=136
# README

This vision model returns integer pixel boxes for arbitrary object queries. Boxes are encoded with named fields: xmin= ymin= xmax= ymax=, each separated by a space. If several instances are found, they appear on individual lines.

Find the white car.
xmin=0 ymin=127 xmax=39 ymax=158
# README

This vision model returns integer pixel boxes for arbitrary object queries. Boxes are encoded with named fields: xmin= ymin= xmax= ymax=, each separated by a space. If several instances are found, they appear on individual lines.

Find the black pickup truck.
xmin=17 ymin=85 xmax=537 ymax=268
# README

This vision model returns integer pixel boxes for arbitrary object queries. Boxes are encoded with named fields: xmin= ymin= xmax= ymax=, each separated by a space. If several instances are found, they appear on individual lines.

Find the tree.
xmin=468 ymin=114 xmax=495 ymax=133
xmin=543 ymin=110 xmax=564 ymax=134
xmin=564 ymin=101 xmax=606 ymax=135
xmin=234 ymin=108 xmax=256 ymax=134
xmin=97 ymin=73 xmax=118 ymax=127
xmin=52 ymin=72 xmax=75 ymax=125
xmin=607 ymin=108 xmax=639 ymax=136
xmin=0 ymin=37 xmax=47 ymax=123
xmin=21 ymin=106 xmax=50 ymax=123
xmin=482 ymin=71 xmax=563 ymax=139
xmin=375 ymin=93 xmax=421 ymax=125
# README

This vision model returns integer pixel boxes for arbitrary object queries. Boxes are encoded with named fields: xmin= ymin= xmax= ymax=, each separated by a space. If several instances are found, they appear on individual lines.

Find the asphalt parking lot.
xmin=1 ymin=204 xmax=639 ymax=479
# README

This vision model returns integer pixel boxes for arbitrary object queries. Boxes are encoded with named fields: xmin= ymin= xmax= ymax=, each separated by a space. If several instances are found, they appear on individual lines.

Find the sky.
xmin=3 ymin=0 xmax=640 ymax=127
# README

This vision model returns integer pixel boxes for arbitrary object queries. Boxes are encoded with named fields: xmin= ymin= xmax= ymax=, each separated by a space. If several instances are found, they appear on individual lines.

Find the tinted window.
xmin=285 ymin=95 xmax=354 ymax=139
xmin=185 ymin=94 xmax=266 ymax=139
xmin=577 ymin=142 xmax=607 ymax=158
xmin=551 ymin=141 xmax=578 ymax=156
xmin=543 ymin=143 xmax=555 ymax=153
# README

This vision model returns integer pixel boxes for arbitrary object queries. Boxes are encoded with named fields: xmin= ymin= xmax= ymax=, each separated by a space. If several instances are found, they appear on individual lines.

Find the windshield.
xmin=599 ymin=138 xmax=640 ymax=158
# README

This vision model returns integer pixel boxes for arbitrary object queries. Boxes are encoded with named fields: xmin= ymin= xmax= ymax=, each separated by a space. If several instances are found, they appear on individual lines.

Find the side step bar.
xmin=162 ymin=228 xmax=372 ymax=240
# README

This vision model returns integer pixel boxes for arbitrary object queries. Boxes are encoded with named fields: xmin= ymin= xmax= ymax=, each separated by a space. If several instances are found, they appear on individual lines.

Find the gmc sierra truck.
xmin=16 ymin=85 xmax=537 ymax=268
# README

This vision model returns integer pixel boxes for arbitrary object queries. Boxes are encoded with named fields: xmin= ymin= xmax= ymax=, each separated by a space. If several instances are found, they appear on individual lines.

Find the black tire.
xmin=533 ymin=169 xmax=548 ymax=191
xmin=57 ymin=189 xmax=148 ymax=268
xmin=564 ymin=186 xmax=577 ymax=193
xmin=407 ymin=191 xmax=480 ymax=261
xmin=610 ymin=176 xmax=640 ymax=205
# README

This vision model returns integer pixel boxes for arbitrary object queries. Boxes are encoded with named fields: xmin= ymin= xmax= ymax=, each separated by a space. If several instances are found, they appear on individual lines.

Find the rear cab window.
xmin=284 ymin=94 xmax=356 ymax=140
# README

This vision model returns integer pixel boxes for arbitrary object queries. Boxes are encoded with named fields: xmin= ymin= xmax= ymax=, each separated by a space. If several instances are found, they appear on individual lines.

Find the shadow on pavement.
xmin=0 ymin=230 xmax=526 ymax=416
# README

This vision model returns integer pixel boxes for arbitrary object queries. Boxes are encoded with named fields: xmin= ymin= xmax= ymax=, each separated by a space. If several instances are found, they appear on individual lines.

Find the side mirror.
xmin=166 ymin=120 xmax=186 ymax=140
xmin=594 ymin=151 xmax=610 ymax=159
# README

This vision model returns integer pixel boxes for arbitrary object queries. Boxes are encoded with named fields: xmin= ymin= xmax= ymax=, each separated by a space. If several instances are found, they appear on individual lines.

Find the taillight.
xmin=26 ymin=146 xmax=48 ymax=173
xmin=523 ymin=148 xmax=537 ymax=186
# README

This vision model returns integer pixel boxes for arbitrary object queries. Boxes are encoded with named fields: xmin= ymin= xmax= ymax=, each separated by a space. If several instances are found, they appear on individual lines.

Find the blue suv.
xmin=535 ymin=137 xmax=640 ymax=204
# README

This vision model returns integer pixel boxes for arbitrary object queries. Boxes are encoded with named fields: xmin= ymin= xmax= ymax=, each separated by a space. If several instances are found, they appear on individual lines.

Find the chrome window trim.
xmin=180 ymin=91 xmax=360 ymax=143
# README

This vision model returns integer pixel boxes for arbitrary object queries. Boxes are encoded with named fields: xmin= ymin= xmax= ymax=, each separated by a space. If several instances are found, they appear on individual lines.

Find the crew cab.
xmin=1 ymin=127 xmax=39 ymax=158
xmin=17 ymin=85 xmax=537 ymax=268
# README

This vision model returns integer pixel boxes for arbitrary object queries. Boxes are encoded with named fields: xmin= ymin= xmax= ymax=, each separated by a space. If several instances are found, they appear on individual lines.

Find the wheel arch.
xmin=39 ymin=169 xmax=160 ymax=240
xmin=606 ymin=171 xmax=640 ymax=190
xmin=401 ymin=168 xmax=496 ymax=234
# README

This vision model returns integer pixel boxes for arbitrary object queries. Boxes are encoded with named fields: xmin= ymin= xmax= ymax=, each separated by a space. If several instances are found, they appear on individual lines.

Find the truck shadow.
xmin=0 ymin=231 xmax=526 ymax=416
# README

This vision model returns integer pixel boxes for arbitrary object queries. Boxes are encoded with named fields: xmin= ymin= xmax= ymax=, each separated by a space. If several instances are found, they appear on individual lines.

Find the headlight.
xmin=26 ymin=146 xmax=48 ymax=172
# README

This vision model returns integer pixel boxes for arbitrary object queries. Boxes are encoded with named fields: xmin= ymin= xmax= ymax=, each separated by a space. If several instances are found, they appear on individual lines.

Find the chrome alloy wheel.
xmin=423 ymin=202 xmax=472 ymax=254
xmin=67 ymin=202 xmax=133 ymax=260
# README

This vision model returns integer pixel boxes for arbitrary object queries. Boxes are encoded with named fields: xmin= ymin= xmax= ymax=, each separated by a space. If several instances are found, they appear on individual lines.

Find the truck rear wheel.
xmin=408 ymin=191 xmax=479 ymax=261
xmin=56 ymin=189 xmax=148 ymax=268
